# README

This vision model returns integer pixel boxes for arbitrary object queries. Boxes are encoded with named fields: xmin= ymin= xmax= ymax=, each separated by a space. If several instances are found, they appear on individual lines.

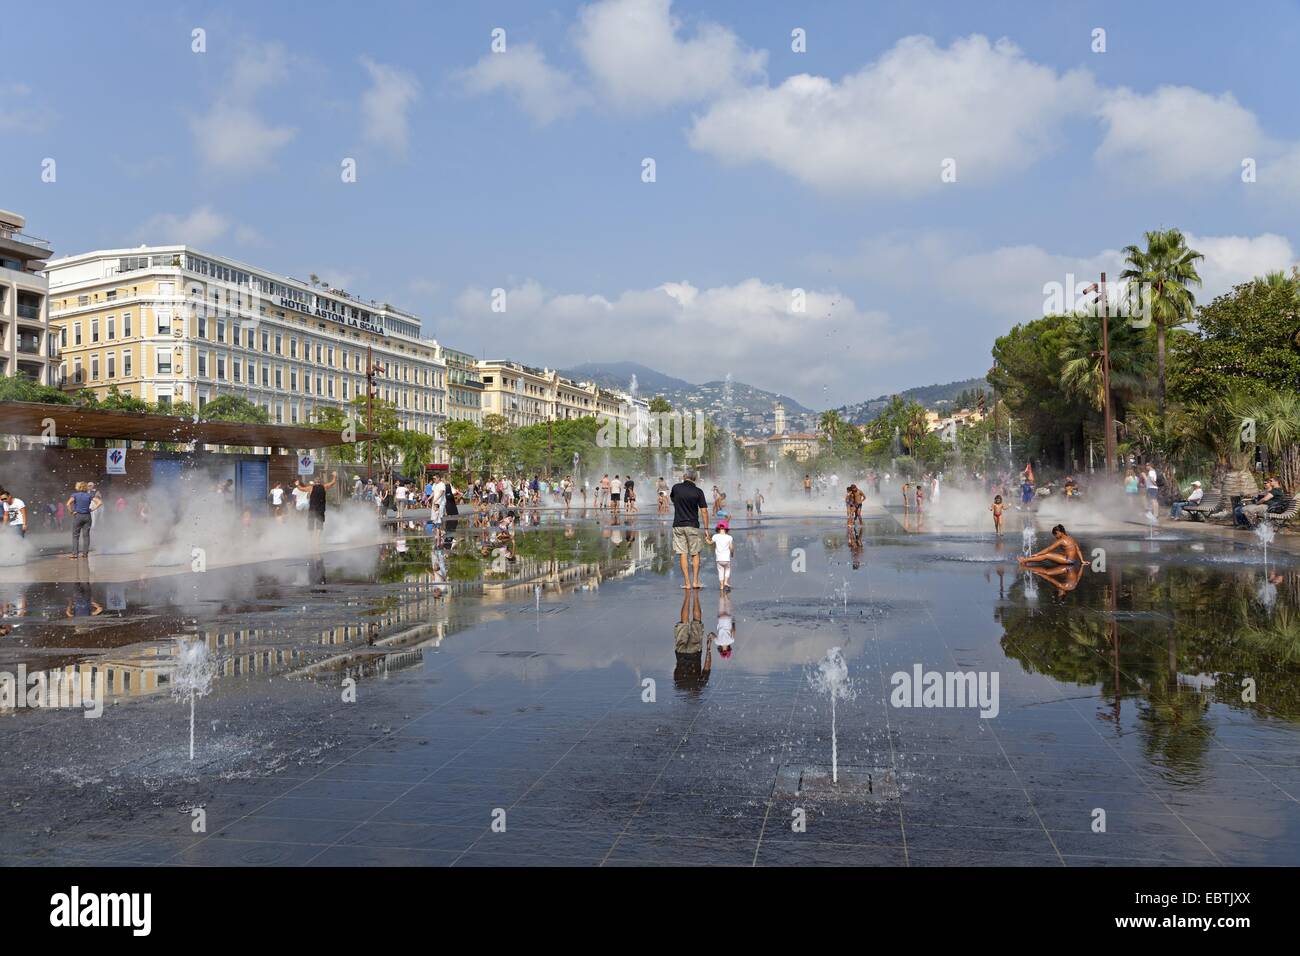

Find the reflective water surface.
xmin=2 ymin=509 xmax=1299 ymax=866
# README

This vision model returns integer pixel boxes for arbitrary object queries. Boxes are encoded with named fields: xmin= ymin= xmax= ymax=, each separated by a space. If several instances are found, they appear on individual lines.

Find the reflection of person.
xmin=672 ymin=587 xmax=711 ymax=696
xmin=669 ymin=467 xmax=709 ymax=590
xmin=1018 ymin=524 xmax=1083 ymax=566
xmin=709 ymin=592 xmax=736 ymax=660
xmin=1024 ymin=561 xmax=1084 ymax=598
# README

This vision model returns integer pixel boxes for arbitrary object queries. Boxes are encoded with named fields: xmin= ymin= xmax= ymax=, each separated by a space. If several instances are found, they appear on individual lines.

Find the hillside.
xmin=835 ymin=376 xmax=989 ymax=425
xmin=560 ymin=362 xmax=815 ymax=436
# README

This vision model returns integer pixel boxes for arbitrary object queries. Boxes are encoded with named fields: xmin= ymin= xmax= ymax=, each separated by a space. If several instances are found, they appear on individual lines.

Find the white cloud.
xmin=689 ymin=34 xmax=1095 ymax=195
xmin=840 ymin=229 xmax=1297 ymax=330
xmin=1184 ymin=232 xmax=1297 ymax=301
xmin=458 ymin=44 xmax=591 ymax=126
xmin=138 ymin=206 xmax=232 ymax=246
xmin=190 ymin=42 xmax=297 ymax=172
xmin=359 ymin=57 xmax=421 ymax=154
xmin=1095 ymin=85 xmax=1264 ymax=186
xmin=452 ymin=278 xmax=909 ymax=404
xmin=573 ymin=0 xmax=765 ymax=109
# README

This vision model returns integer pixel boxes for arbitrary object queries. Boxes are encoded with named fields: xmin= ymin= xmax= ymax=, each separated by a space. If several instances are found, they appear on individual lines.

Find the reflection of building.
xmin=46 ymin=245 xmax=449 ymax=452
xmin=0 ymin=208 xmax=56 ymax=385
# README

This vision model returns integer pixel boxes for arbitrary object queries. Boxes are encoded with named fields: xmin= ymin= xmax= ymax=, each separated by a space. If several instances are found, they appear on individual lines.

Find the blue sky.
xmin=5 ymin=0 xmax=1300 ymax=407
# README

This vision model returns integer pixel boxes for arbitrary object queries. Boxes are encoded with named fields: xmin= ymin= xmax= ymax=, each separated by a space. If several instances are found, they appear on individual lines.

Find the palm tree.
xmin=818 ymin=409 xmax=843 ymax=441
xmin=1120 ymin=228 xmax=1204 ymax=419
xmin=1059 ymin=313 xmax=1152 ymax=413
xmin=1241 ymin=389 xmax=1300 ymax=492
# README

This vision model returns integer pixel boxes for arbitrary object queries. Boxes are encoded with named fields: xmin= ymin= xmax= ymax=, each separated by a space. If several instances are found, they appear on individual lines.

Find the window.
xmin=123 ymin=312 xmax=132 ymax=337
xmin=123 ymin=351 xmax=132 ymax=376
xmin=274 ymin=335 xmax=282 ymax=355
xmin=90 ymin=355 xmax=99 ymax=380
xmin=157 ymin=310 xmax=172 ymax=334
xmin=233 ymin=360 xmax=241 ymax=383
xmin=217 ymin=320 xmax=225 ymax=344
xmin=107 ymin=353 xmax=116 ymax=378
xmin=157 ymin=393 xmax=171 ymax=409
xmin=246 ymin=327 xmax=254 ymax=349
xmin=304 ymin=373 xmax=311 ymax=394
xmin=261 ymin=365 xmax=269 ymax=386
xmin=327 ymin=377 xmax=335 ymax=398
xmin=91 ymin=319 xmax=99 ymax=343
xmin=60 ymin=327 xmax=67 ymax=348
xmin=197 ymin=315 xmax=207 ymax=338
xmin=198 ymin=353 xmax=207 ymax=377
xmin=290 ymin=339 xmax=297 ymax=359
xmin=217 ymin=355 xmax=226 ymax=380
xmin=77 ymin=295 xmax=89 ymax=307
xmin=74 ymin=323 xmax=82 ymax=346
xmin=315 ymin=344 xmax=323 ymax=364
xmin=275 ymin=403 xmax=283 ymax=424
xmin=327 ymin=347 xmax=334 ymax=367
xmin=290 ymin=369 xmax=297 ymax=390
xmin=157 ymin=352 xmax=172 ymax=374
xmin=275 ymin=366 xmax=283 ymax=389
xmin=316 ymin=375 xmax=323 ymax=395
xmin=107 ymin=316 xmax=115 ymax=340
xmin=73 ymin=358 xmax=83 ymax=383
xmin=261 ymin=331 xmax=269 ymax=352
xmin=342 ymin=380 xmax=349 ymax=400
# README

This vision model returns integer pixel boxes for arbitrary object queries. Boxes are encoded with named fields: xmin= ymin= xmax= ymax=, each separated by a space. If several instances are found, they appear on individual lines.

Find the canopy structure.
xmin=0 ymin=401 xmax=377 ymax=449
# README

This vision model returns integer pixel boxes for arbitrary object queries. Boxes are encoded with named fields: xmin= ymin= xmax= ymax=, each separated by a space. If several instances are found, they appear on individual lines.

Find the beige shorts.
xmin=672 ymin=526 xmax=704 ymax=556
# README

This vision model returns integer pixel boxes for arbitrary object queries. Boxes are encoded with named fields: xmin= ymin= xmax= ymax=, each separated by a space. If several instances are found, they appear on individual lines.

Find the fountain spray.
xmin=808 ymin=648 xmax=855 ymax=784
xmin=1254 ymin=521 xmax=1275 ymax=568
xmin=170 ymin=639 xmax=216 ymax=761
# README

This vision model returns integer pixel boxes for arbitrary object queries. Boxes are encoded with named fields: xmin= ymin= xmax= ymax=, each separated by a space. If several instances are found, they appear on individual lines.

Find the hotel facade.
xmin=0 ymin=209 xmax=57 ymax=386
xmin=45 ymin=245 xmax=449 ymax=458
xmin=476 ymin=359 xmax=645 ymax=430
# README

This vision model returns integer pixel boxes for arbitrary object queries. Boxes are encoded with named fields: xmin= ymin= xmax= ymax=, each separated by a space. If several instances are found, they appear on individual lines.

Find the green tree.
xmin=1121 ymin=228 xmax=1204 ymax=418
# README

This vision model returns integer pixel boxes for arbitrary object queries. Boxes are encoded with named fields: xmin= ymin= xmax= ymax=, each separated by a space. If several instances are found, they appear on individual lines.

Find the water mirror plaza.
xmin=3 ymin=497 xmax=1298 ymax=868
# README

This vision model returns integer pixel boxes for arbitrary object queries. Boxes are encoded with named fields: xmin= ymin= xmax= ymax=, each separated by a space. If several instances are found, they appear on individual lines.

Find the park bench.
xmin=1263 ymin=497 xmax=1298 ymax=530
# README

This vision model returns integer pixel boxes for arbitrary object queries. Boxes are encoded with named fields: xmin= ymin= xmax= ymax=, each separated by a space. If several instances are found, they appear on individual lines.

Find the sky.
xmin=4 ymin=0 xmax=1300 ymax=408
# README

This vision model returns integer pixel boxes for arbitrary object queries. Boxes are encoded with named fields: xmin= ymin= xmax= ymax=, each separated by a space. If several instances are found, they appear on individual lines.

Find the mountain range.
xmin=560 ymin=362 xmax=988 ymax=436
xmin=561 ymin=362 xmax=816 ymax=435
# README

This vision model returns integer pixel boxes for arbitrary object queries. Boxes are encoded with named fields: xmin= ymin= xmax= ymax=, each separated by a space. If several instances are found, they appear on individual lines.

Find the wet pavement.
xmin=2 ymin=505 xmax=1299 ymax=866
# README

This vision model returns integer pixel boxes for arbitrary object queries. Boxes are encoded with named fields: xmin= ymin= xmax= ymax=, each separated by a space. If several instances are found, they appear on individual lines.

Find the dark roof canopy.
xmin=0 ymin=401 xmax=376 ymax=448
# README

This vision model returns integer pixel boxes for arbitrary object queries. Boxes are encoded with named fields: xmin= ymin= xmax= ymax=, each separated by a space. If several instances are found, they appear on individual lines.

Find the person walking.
xmin=670 ymin=467 xmax=709 ymax=590
xmin=66 ymin=481 xmax=100 ymax=559
xmin=307 ymin=471 xmax=339 ymax=546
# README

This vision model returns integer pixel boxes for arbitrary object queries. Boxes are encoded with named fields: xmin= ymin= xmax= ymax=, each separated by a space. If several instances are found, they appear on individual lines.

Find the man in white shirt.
xmin=1 ymin=492 xmax=27 ymax=538
xmin=1171 ymin=480 xmax=1204 ymax=520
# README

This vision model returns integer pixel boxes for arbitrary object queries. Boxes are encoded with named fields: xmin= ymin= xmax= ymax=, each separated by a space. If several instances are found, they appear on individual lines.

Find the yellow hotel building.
xmin=45 ymin=245 xmax=449 ymax=456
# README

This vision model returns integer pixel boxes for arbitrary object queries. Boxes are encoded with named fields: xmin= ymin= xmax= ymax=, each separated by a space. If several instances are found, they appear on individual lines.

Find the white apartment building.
xmin=46 ymin=245 xmax=449 ymax=457
xmin=0 ymin=208 xmax=57 ymax=386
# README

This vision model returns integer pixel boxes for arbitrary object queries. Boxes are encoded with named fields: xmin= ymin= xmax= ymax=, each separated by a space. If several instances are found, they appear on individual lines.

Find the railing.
xmin=16 ymin=304 xmax=42 ymax=320
xmin=0 ymin=228 xmax=52 ymax=251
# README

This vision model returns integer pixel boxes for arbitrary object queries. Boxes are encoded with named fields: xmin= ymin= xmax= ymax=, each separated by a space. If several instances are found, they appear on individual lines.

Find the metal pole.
xmin=366 ymin=344 xmax=374 ymax=481
xmin=1101 ymin=272 xmax=1116 ymax=474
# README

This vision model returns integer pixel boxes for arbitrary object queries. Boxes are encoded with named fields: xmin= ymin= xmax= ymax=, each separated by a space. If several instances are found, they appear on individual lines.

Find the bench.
xmin=1263 ymin=497 xmax=1298 ymax=530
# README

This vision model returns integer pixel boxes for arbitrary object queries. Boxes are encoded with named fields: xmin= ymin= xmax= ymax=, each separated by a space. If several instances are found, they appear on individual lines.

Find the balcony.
xmin=17 ymin=335 xmax=43 ymax=355
xmin=16 ymin=303 xmax=42 ymax=321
